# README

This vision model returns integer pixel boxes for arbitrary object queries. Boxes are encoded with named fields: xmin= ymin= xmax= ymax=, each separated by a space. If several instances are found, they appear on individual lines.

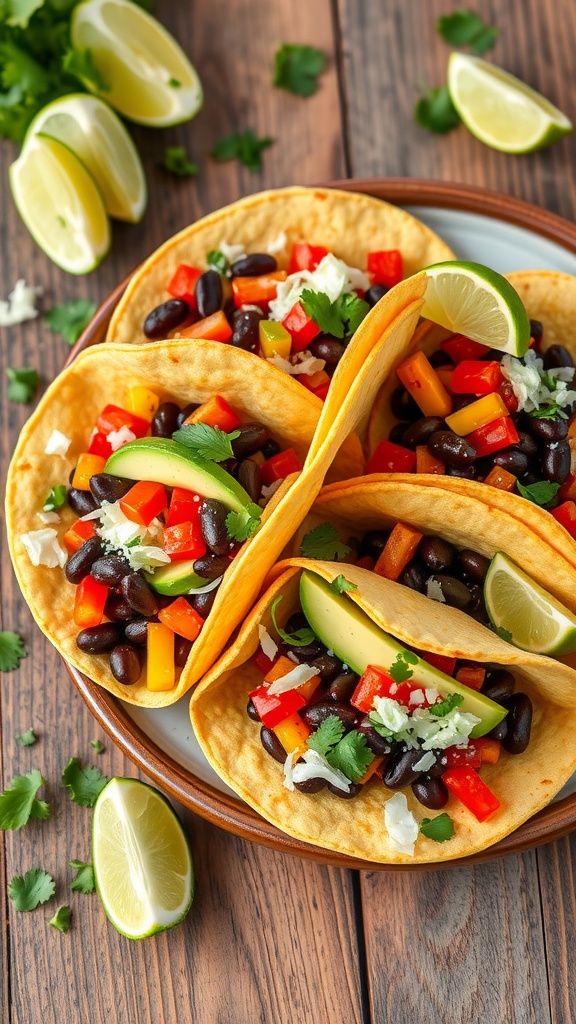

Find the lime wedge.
xmin=92 ymin=778 xmax=193 ymax=939
xmin=484 ymin=552 xmax=576 ymax=655
xmin=421 ymin=260 xmax=531 ymax=356
xmin=9 ymin=134 xmax=110 ymax=275
xmin=448 ymin=53 xmax=572 ymax=154
xmin=71 ymin=0 xmax=203 ymax=127
xmin=24 ymin=94 xmax=146 ymax=223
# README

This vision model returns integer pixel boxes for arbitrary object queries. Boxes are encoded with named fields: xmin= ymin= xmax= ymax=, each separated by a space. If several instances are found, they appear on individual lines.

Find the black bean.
xmin=124 ymin=619 xmax=151 ymax=645
xmin=104 ymin=594 xmax=136 ymax=622
xmin=502 ymin=693 xmax=533 ymax=754
xmin=309 ymin=337 xmax=346 ymax=364
xmin=389 ymin=422 xmax=408 ymax=445
xmin=195 ymin=270 xmax=223 ymax=318
xmin=231 ymin=309 xmax=263 ymax=352
xmin=143 ymin=299 xmax=189 ymax=339
xmin=482 ymin=669 xmax=516 ymax=703
xmin=231 ymin=253 xmax=278 ymax=277
xmin=418 ymin=535 xmax=455 ymax=573
xmin=452 ymin=394 xmax=478 ymax=412
xmin=530 ymin=417 xmax=569 ymax=442
xmin=412 ymin=775 xmax=448 ymax=810
xmin=300 ymin=702 xmax=358 ymax=732
xmin=516 ymin=431 xmax=539 ymax=459
xmin=175 ymin=635 xmax=193 ymax=667
xmin=402 ymin=416 xmax=446 ymax=449
xmin=391 ymin=386 xmax=420 ymax=422
xmin=261 ymin=438 xmax=281 ymax=460
xmin=310 ymin=652 xmax=342 ymax=681
xmin=90 ymin=555 xmax=130 ymax=586
xmin=429 ymin=350 xmax=453 ymax=368
xmin=152 ymin=402 xmax=181 ymax=438
xmin=231 ymin=423 xmax=269 ymax=459
xmin=467 ymin=585 xmax=490 ymax=625
xmin=356 ymin=719 xmax=394 ymax=759
xmin=542 ymin=440 xmax=571 ymax=484
xmin=488 ymin=719 xmax=508 ymax=742
xmin=359 ymin=530 xmax=390 ymax=560
xmin=530 ymin=319 xmax=544 ymax=347
xmin=121 ymin=573 xmax=159 ymax=617
xmin=76 ymin=622 xmax=124 ymax=654
xmin=259 ymin=725 xmax=288 ymax=762
xmin=456 ymin=549 xmax=491 ymax=584
xmin=446 ymin=464 xmax=477 ymax=479
xmin=327 ymin=781 xmax=362 ymax=799
xmin=247 ymin=698 xmax=260 ymax=722
xmin=383 ymin=747 xmax=424 ymax=789
xmin=295 ymin=777 xmax=328 ymax=794
xmin=199 ymin=499 xmax=230 ymax=555
xmin=192 ymin=587 xmax=218 ymax=618
xmin=65 ymin=538 xmax=104 ymax=584
xmin=399 ymin=558 xmax=427 ymax=592
xmin=176 ymin=403 xmax=200 ymax=428
xmin=327 ymin=670 xmax=359 ymax=703
xmin=109 ymin=643 xmax=141 ymax=685
xmin=90 ymin=473 xmax=133 ymax=504
xmin=365 ymin=284 xmax=390 ymax=307
xmin=285 ymin=612 xmax=309 ymax=633
xmin=543 ymin=344 xmax=574 ymax=370
xmin=236 ymin=459 xmax=261 ymax=502
xmin=428 ymin=574 xmax=472 ymax=609
xmin=491 ymin=448 xmax=529 ymax=475
xmin=428 ymin=431 xmax=477 ymax=468
xmin=193 ymin=553 xmax=230 ymax=580
xmin=280 ymin=639 xmax=324 ymax=663
xmin=67 ymin=488 xmax=98 ymax=515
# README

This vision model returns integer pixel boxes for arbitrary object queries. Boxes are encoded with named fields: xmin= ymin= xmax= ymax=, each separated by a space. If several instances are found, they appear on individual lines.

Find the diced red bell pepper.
xmin=455 ymin=665 xmax=486 ymax=691
xmin=166 ymin=487 xmax=203 ymax=528
xmin=63 ymin=518 xmax=96 ymax=554
xmin=366 ymin=439 xmax=416 ymax=474
xmin=163 ymin=520 xmax=207 ymax=561
xmin=248 ymin=683 xmax=307 ymax=729
xmin=451 ymin=360 xmax=504 ymax=395
xmin=73 ymin=575 xmax=108 ymax=629
xmin=442 ymin=766 xmax=500 ymax=822
xmin=179 ymin=310 xmax=233 ymax=342
xmin=231 ymin=271 xmax=287 ymax=309
xmin=559 ymin=472 xmax=576 ymax=501
xmin=416 ymin=650 xmax=457 ymax=677
xmin=260 ymin=448 xmax=302 ymax=486
xmin=88 ymin=431 xmax=113 ymax=458
xmin=281 ymin=300 xmax=321 ymax=352
xmin=367 ymin=250 xmax=403 ymax=287
xmin=551 ymin=500 xmax=576 ymax=538
xmin=96 ymin=405 xmax=150 ymax=439
xmin=158 ymin=597 xmax=204 ymax=642
xmin=440 ymin=335 xmax=491 ymax=363
xmin=351 ymin=665 xmax=421 ymax=713
xmin=184 ymin=394 xmax=241 ymax=432
xmin=297 ymin=369 xmax=331 ymax=401
xmin=288 ymin=243 xmax=329 ymax=274
xmin=254 ymin=650 xmax=276 ymax=675
xmin=355 ymin=555 xmax=375 ymax=570
xmin=120 ymin=481 xmax=167 ymax=527
xmin=443 ymin=745 xmax=482 ymax=769
xmin=167 ymin=263 xmax=201 ymax=306
xmin=466 ymin=416 xmax=519 ymax=458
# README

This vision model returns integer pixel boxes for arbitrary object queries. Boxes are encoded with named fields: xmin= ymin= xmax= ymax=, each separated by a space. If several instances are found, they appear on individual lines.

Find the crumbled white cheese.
xmin=282 ymin=749 xmax=298 ymax=791
xmin=289 ymin=748 xmax=351 ymax=793
xmin=44 ymin=430 xmax=72 ymax=457
xmin=409 ymin=689 xmax=426 ymax=706
xmin=20 ymin=528 xmax=67 ymax=568
xmin=426 ymin=578 xmax=446 ymax=603
xmin=37 ymin=511 xmax=60 ymax=525
xmin=82 ymin=500 xmax=170 ymax=571
xmin=258 ymin=624 xmax=278 ymax=662
xmin=268 ymin=253 xmax=370 ymax=322
xmin=219 ymin=240 xmax=246 ymax=264
xmin=372 ymin=695 xmax=410 ymax=733
xmin=424 ymin=688 xmax=439 ymax=705
xmin=412 ymin=750 xmax=436 ymax=773
xmin=260 ymin=479 xmax=284 ymax=503
xmin=240 ymin=304 xmax=264 ymax=314
xmin=107 ymin=426 xmax=136 ymax=451
xmin=266 ymin=231 xmax=287 ymax=255
xmin=0 ymin=279 xmax=42 ymax=326
xmin=266 ymin=352 xmax=326 ymax=377
xmin=384 ymin=793 xmax=419 ymax=856
xmin=268 ymin=662 xmax=319 ymax=696
xmin=501 ymin=349 xmax=576 ymax=415
xmin=369 ymin=696 xmax=481 ymax=752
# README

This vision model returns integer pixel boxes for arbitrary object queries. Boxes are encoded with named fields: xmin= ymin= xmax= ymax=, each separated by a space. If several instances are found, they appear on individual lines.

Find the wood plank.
xmin=537 ymin=835 xmax=576 ymax=1023
xmin=361 ymin=853 xmax=551 ymax=1024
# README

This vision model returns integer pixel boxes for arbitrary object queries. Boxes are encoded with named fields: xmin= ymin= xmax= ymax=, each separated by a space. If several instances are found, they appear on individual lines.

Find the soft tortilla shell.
xmin=190 ymin=559 xmax=576 ymax=864
xmin=507 ymin=270 xmax=576 ymax=349
xmin=106 ymin=185 xmax=455 ymax=346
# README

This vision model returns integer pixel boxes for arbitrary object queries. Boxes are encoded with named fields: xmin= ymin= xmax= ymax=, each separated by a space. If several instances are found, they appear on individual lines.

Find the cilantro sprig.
xmin=44 ymin=299 xmax=96 ymax=345
xmin=414 ymin=85 xmax=460 ymax=134
xmin=300 ymin=522 xmax=352 ymax=561
xmin=516 ymin=479 xmax=560 ymax=507
xmin=270 ymin=594 xmax=316 ymax=647
xmin=9 ymin=868 xmax=55 ymax=911
xmin=430 ymin=693 xmax=464 ymax=717
xmin=212 ymin=130 xmax=274 ymax=172
xmin=89 ymin=739 xmax=105 ymax=755
xmin=207 ymin=249 xmax=230 ymax=275
xmin=162 ymin=145 xmax=198 ymax=177
xmin=0 ymin=630 xmax=26 ymax=671
xmin=437 ymin=10 xmax=499 ymax=54
xmin=420 ymin=813 xmax=455 ymax=842
xmin=70 ymin=860 xmax=95 ymax=894
xmin=16 ymin=729 xmax=37 ymax=747
xmin=49 ymin=906 xmax=72 ymax=932
xmin=173 ymin=422 xmax=240 ymax=462
xmin=225 ymin=503 xmax=263 ymax=542
xmin=300 ymin=290 xmax=369 ymax=340
xmin=43 ymin=484 xmax=67 ymax=512
xmin=307 ymin=715 xmax=374 ymax=782
xmin=273 ymin=43 xmax=326 ymax=97
xmin=389 ymin=649 xmax=418 ymax=684
xmin=0 ymin=769 xmax=49 ymax=830
xmin=6 ymin=367 xmax=38 ymax=403
xmin=329 ymin=575 xmax=357 ymax=595
xmin=61 ymin=758 xmax=107 ymax=807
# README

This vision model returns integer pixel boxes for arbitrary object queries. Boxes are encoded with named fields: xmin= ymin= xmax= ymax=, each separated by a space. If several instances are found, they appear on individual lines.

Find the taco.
xmin=190 ymin=558 xmax=576 ymax=864
xmin=105 ymin=185 xmax=454 ymax=404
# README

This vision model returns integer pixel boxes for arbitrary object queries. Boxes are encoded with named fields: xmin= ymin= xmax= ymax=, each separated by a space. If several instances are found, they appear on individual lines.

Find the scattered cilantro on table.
xmin=49 ymin=905 xmax=72 ymax=932
xmin=273 ymin=43 xmax=326 ymax=97
xmin=44 ymin=299 xmax=96 ymax=345
xmin=300 ymin=290 xmax=369 ymax=339
xmin=414 ymin=85 xmax=460 ymax=133
xmin=61 ymin=758 xmax=107 ymax=807
xmin=307 ymin=715 xmax=374 ymax=781
xmin=6 ymin=367 xmax=38 ymax=403
xmin=329 ymin=575 xmax=357 ymax=595
xmin=89 ymin=739 xmax=105 ymax=755
xmin=173 ymin=422 xmax=240 ymax=462
xmin=437 ymin=10 xmax=499 ymax=54
xmin=9 ymin=868 xmax=55 ymax=911
xmin=16 ymin=728 xmax=37 ymax=747
xmin=225 ymin=503 xmax=262 ymax=542
xmin=43 ymin=484 xmax=67 ymax=512
xmin=516 ymin=479 xmax=560 ymax=507
xmin=0 ymin=769 xmax=49 ymax=830
xmin=0 ymin=630 xmax=26 ymax=671
xmin=270 ymin=594 xmax=316 ymax=647
xmin=420 ymin=813 xmax=454 ymax=842
xmin=70 ymin=859 xmax=95 ymax=894
xmin=162 ymin=145 xmax=198 ymax=177
xmin=299 ymin=522 xmax=351 ymax=561
xmin=212 ymin=130 xmax=274 ymax=172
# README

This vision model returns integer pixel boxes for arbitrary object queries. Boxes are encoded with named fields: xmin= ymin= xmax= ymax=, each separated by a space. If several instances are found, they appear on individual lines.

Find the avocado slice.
xmin=299 ymin=570 xmax=506 ymax=738
xmin=145 ymin=559 xmax=209 ymax=596
xmin=105 ymin=437 xmax=252 ymax=513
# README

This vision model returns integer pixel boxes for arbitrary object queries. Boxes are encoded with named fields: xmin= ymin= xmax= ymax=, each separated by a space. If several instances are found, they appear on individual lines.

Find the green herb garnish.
xmin=0 ymin=769 xmax=49 ymax=830
xmin=16 ymin=729 xmax=37 ymax=747
xmin=307 ymin=715 xmax=345 ymax=756
xmin=270 ymin=594 xmax=316 ymax=647
xmin=89 ymin=739 xmax=105 ymax=755
xmin=388 ymin=649 xmax=418 ymax=684
xmin=414 ymin=85 xmax=460 ymax=133
xmin=9 ymin=869 xmax=55 ymax=911
xmin=420 ymin=813 xmax=455 ymax=842
xmin=430 ymin=693 xmax=464 ymax=717
xmin=43 ymin=484 xmax=67 ymax=512
xmin=49 ymin=905 xmax=72 ymax=932
xmin=162 ymin=145 xmax=198 ymax=177
xmin=61 ymin=758 xmax=107 ymax=808
xmin=437 ymin=10 xmax=499 ymax=54
xmin=173 ymin=422 xmax=240 ymax=462
xmin=207 ymin=249 xmax=230 ymax=275
xmin=44 ymin=299 xmax=96 ymax=345
xmin=299 ymin=522 xmax=351 ymax=561
xmin=307 ymin=715 xmax=374 ymax=782
xmin=6 ymin=367 xmax=38 ymax=403
xmin=0 ymin=630 xmax=26 ymax=671
xmin=70 ymin=860 xmax=95 ymax=894
xmin=61 ymin=46 xmax=109 ymax=92
xmin=225 ymin=502 xmax=263 ymax=542
xmin=273 ymin=43 xmax=326 ymax=97
xmin=300 ymin=290 xmax=369 ymax=340
xmin=329 ymin=575 xmax=357 ymax=595
xmin=492 ymin=624 xmax=513 ymax=644
xmin=529 ymin=402 xmax=563 ymax=420
xmin=516 ymin=479 xmax=560 ymax=507
xmin=212 ymin=130 xmax=274 ymax=172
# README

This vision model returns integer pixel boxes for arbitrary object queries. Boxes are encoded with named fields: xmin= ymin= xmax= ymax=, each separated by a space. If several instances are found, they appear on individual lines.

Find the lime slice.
xmin=421 ymin=260 xmax=531 ymax=356
xmin=448 ymin=53 xmax=572 ymax=154
xmin=24 ymin=94 xmax=146 ymax=222
xmin=92 ymin=777 xmax=194 ymax=939
xmin=9 ymin=134 xmax=110 ymax=275
xmin=484 ymin=552 xmax=576 ymax=655
xmin=71 ymin=0 xmax=203 ymax=127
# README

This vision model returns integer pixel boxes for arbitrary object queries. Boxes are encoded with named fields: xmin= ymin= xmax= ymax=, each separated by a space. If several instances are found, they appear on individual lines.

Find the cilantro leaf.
xmin=6 ymin=366 xmax=38 ymax=403
xmin=206 ymin=249 xmax=230 ymax=275
xmin=437 ymin=10 xmax=499 ymax=54
xmin=431 ymin=693 xmax=464 ymax=717
xmin=125 ymin=536 xmax=141 ymax=549
xmin=162 ymin=145 xmax=198 ymax=177
xmin=529 ymin=402 xmax=563 ymax=420
xmin=329 ymin=575 xmax=357 ymax=595
xmin=270 ymin=594 xmax=316 ymax=647
xmin=16 ymin=728 xmax=37 ymax=747
xmin=301 ymin=289 xmax=345 ymax=338
xmin=61 ymin=758 xmax=107 ymax=807
xmin=5 ymin=0 xmax=44 ymax=29
xmin=338 ymin=292 xmax=370 ymax=336
xmin=420 ymin=813 xmax=455 ymax=842
xmin=225 ymin=503 xmax=262 ymax=542
xmin=9 ymin=868 xmax=55 ymax=911
xmin=516 ymin=479 xmax=560 ymax=507
xmin=212 ymin=130 xmax=274 ymax=172
xmin=49 ymin=905 xmax=71 ymax=932
xmin=0 ymin=769 xmax=49 ymax=829
xmin=43 ymin=484 xmax=67 ymax=512
xmin=70 ymin=860 xmax=95 ymax=894
xmin=326 ymin=730 xmax=374 ymax=782
xmin=388 ymin=649 xmax=418 ymax=684
xmin=415 ymin=85 xmax=460 ymax=133
xmin=299 ymin=522 xmax=351 ymax=561
xmin=44 ymin=299 xmax=96 ymax=345
xmin=89 ymin=739 xmax=105 ymax=755
xmin=62 ymin=47 xmax=109 ymax=92
xmin=492 ymin=624 xmax=513 ymax=644
xmin=0 ymin=630 xmax=26 ymax=671
xmin=306 ymin=715 xmax=346 ymax=757
xmin=273 ymin=43 xmax=326 ymax=97
xmin=173 ymin=422 xmax=240 ymax=461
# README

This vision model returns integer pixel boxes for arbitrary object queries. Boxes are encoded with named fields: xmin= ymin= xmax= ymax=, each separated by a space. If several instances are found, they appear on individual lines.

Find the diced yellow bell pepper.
xmin=147 ymin=622 xmax=175 ymax=691
xmin=445 ymin=392 xmax=508 ymax=436
xmin=273 ymin=713 xmax=311 ymax=760
xmin=259 ymin=320 xmax=292 ymax=359
xmin=72 ymin=452 xmax=107 ymax=491
xmin=126 ymin=386 xmax=160 ymax=422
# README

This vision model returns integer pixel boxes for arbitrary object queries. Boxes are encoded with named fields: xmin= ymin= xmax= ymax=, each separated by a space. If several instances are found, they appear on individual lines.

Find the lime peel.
xmin=484 ymin=552 xmax=576 ymax=655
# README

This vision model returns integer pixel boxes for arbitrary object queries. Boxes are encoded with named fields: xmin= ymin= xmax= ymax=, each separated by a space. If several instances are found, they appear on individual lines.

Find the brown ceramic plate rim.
xmin=64 ymin=177 xmax=576 ymax=870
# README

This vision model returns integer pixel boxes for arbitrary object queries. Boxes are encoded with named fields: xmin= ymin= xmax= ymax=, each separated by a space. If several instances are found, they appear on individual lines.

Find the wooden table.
xmin=2 ymin=2 xmax=576 ymax=1021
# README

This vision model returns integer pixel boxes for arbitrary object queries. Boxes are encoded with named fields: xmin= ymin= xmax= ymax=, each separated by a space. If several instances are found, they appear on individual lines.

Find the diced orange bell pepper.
xmin=396 ymin=351 xmax=453 ymax=418
xmin=179 ymin=310 xmax=233 ymax=342
xmin=63 ymin=518 xmax=96 ymax=553
xmin=259 ymin=319 xmax=292 ymax=359
xmin=297 ymin=369 xmax=331 ymax=401
xmin=147 ymin=622 xmax=175 ymax=691
xmin=272 ymin=713 xmax=311 ymax=759
xmin=357 ymin=757 xmax=383 ymax=785
xmin=446 ymin=393 xmax=509 ymax=436
xmin=415 ymin=446 xmax=446 ymax=475
xmin=374 ymin=522 xmax=423 ymax=581
xmin=120 ymin=481 xmax=168 ymax=527
xmin=483 ymin=465 xmax=517 ymax=491
xmin=74 ymin=576 xmax=108 ymax=629
xmin=471 ymin=737 xmax=501 ymax=765
xmin=158 ymin=597 xmax=204 ymax=642
xmin=435 ymin=367 xmax=454 ymax=392
xmin=184 ymin=394 xmax=241 ymax=432
xmin=231 ymin=271 xmax=287 ymax=308
xmin=126 ymin=386 xmax=160 ymax=423
xmin=264 ymin=655 xmax=299 ymax=684
xmin=355 ymin=555 xmax=375 ymax=570
xmin=455 ymin=666 xmax=486 ymax=692
xmin=72 ymin=453 xmax=107 ymax=491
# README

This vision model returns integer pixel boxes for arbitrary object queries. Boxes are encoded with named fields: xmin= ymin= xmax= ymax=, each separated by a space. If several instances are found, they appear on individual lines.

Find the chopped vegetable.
xmin=288 ymin=243 xmax=329 ymax=274
xmin=446 ymin=392 xmax=509 ymax=435
xmin=180 ymin=310 xmax=233 ymax=342
xmin=396 ymin=351 xmax=453 ymax=417
xmin=97 ymin=404 xmax=149 ymax=439
xmin=551 ymin=500 xmax=576 ymax=536
xmin=73 ymin=576 xmax=108 ymax=629
xmin=366 ymin=439 xmax=416 ymax=474
xmin=374 ymin=522 xmax=423 ymax=581
xmin=259 ymin=319 xmax=292 ymax=359
xmin=451 ymin=359 xmax=504 ymax=395
xmin=415 ymin=446 xmax=445 ymax=474
xmin=43 ymin=484 xmax=67 ymax=512
xmin=272 ymin=712 xmax=311 ymax=758
xmin=126 ymin=386 xmax=160 ymax=423
xmin=466 ymin=416 xmax=519 ymax=457
xmin=63 ymin=518 xmax=96 ymax=554
xmin=72 ymin=453 xmax=107 ymax=491
xmin=440 ymin=335 xmax=490 ymax=362
xmin=120 ymin=481 xmax=168 ymax=527
xmin=231 ymin=271 xmax=287 ymax=309
xmin=366 ymin=250 xmax=402 ymax=287
xmin=250 ymin=684 xmax=307 ymax=729
xmin=443 ymin=765 xmax=500 ymax=821
xmin=163 ymin=520 xmax=206 ymax=561
xmin=281 ymin=301 xmax=321 ymax=352
xmin=147 ymin=622 xmax=175 ymax=691
xmin=183 ymin=394 xmax=241 ymax=431
xmin=167 ymin=263 xmax=201 ymax=305
xmin=158 ymin=597 xmax=204 ymax=641
xmin=483 ymin=465 xmax=517 ymax=491
xmin=260 ymin=448 xmax=302 ymax=486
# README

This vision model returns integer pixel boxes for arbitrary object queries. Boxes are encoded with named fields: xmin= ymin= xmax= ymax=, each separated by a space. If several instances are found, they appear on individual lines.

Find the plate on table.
xmin=65 ymin=178 xmax=576 ymax=869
